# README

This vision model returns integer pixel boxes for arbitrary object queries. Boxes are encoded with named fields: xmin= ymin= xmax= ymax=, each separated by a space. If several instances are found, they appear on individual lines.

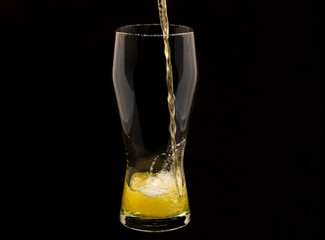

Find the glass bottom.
xmin=120 ymin=211 xmax=191 ymax=232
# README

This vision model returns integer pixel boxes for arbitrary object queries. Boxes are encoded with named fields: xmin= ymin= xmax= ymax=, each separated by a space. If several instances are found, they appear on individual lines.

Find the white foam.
xmin=136 ymin=171 xmax=175 ymax=197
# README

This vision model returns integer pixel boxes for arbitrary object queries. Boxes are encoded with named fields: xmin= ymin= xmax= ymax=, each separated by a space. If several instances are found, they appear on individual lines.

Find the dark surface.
xmin=2 ymin=0 xmax=323 ymax=239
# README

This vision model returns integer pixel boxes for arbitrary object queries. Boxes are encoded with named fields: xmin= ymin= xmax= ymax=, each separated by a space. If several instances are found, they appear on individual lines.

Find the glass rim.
xmin=116 ymin=24 xmax=194 ymax=37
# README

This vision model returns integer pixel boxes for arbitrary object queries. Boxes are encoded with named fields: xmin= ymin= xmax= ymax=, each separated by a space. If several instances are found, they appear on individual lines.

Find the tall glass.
xmin=112 ymin=24 xmax=197 ymax=232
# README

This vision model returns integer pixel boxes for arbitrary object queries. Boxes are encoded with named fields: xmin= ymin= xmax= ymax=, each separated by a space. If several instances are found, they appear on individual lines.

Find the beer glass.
xmin=112 ymin=24 xmax=197 ymax=232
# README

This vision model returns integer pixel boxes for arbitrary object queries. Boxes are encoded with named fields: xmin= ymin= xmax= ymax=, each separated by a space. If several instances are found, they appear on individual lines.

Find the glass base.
xmin=120 ymin=211 xmax=191 ymax=232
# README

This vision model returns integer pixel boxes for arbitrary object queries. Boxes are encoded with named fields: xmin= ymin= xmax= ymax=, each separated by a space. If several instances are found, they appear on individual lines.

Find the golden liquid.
xmin=121 ymin=171 xmax=188 ymax=219
xmin=121 ymin=0 xmax=189 ymax=219
xmin=121 ymin=140 xmax=189 ymax=219
xmin=157 ymin=0 xmax=177 ymax=164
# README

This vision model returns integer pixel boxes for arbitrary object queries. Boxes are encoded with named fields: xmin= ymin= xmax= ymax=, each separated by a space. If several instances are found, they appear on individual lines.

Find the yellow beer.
xmin=121 ymin=171 xmax=189 ymax=219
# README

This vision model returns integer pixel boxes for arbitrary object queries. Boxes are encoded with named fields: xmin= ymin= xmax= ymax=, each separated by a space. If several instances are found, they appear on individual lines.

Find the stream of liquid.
xmin=157 ymin=0 xmax=177 ymax=166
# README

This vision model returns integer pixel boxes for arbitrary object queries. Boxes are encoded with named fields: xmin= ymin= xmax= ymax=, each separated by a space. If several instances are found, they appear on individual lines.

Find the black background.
xmin=2 ymin=0 xmax=324 ymax=239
